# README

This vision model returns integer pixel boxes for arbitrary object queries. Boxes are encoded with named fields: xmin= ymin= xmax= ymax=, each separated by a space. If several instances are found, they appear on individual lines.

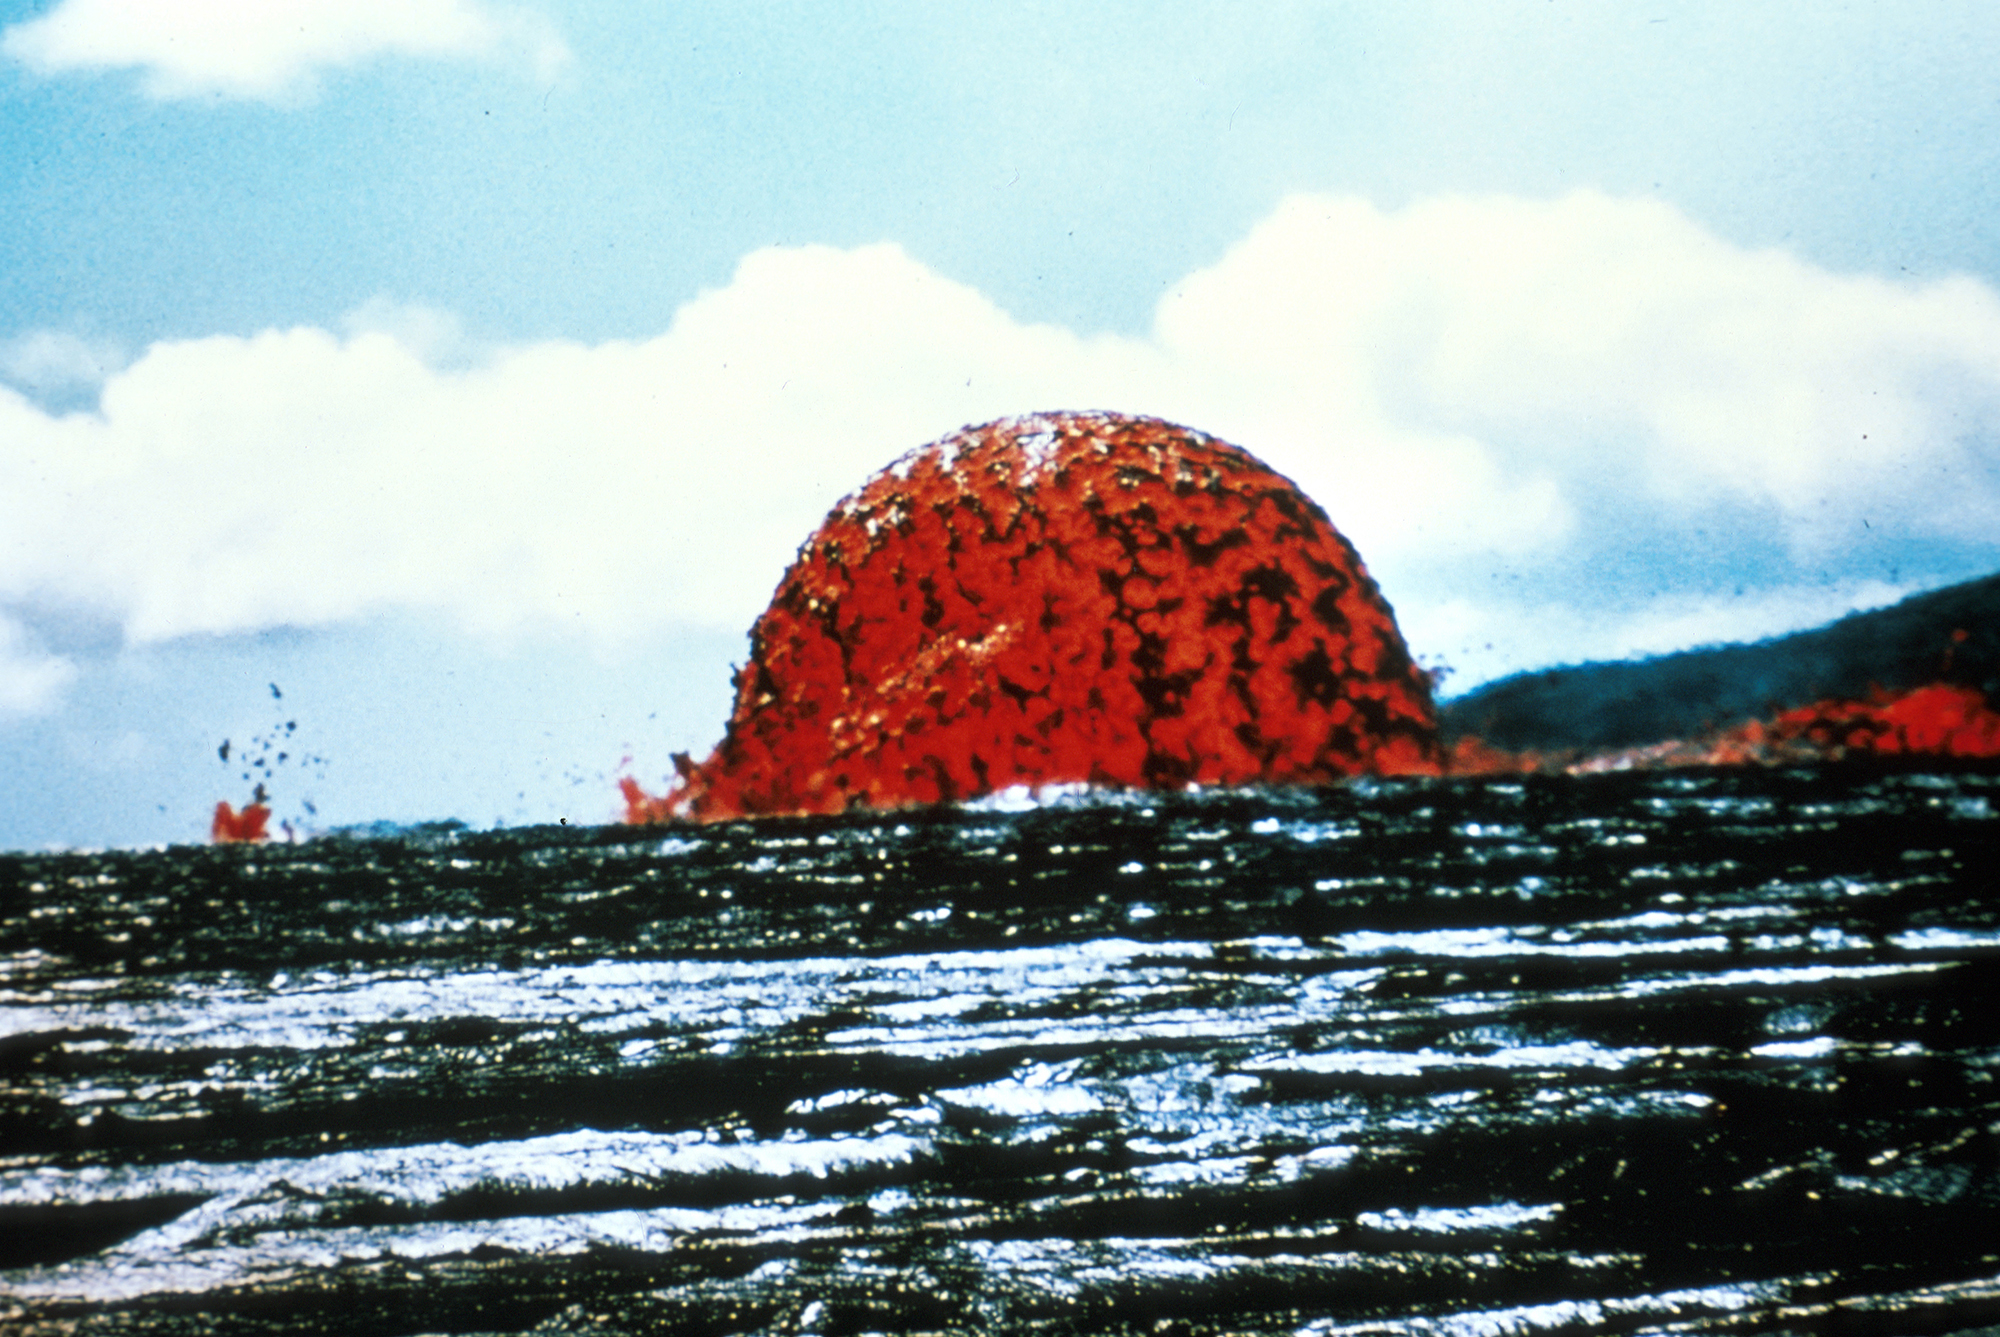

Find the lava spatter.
xmin=209 ymin=684 xmax=327 ymax=843
xmin=638 ymin=412 xmax=1440 ymax=821
xmin=211 ymin=797 xmax=271 ymax=843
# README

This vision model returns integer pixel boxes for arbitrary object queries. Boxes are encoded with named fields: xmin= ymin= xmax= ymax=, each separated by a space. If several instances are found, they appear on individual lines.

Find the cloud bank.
xmin=2 ymin=0 xmax=568 ymax=102
xmin=2 ymin=191 xmax=1996 ymax=715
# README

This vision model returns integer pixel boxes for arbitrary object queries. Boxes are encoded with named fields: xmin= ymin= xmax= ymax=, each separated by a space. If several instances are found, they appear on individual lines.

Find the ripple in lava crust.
xmin=662 ymin=412 xmax=1440 ymax=819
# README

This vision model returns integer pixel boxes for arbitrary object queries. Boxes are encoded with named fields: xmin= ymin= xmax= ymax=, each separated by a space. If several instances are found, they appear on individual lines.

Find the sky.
xmin=3 ymin=1 xmax=2000 ymax=849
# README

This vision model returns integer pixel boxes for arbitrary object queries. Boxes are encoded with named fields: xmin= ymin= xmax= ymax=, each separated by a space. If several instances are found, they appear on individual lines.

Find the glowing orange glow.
xmin=1445 ymin=734 xmax=1547 ymax=777
xmin=620 ymin=774 xmax=678 ymax=825
xmin=628 ymin=412 xmax=1441 ymax=821
xmin=211 ymin=801 xmax=271 ymax=843
xmin=1753 ymin=682 xmax=2000 ymax=760
xmin=1448 ymin=681 xmax=2000 ymax=775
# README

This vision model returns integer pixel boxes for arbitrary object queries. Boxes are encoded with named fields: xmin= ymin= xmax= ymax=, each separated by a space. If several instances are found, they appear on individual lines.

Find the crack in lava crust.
xmin=657 ymin=412 xmax=1441 ymax=819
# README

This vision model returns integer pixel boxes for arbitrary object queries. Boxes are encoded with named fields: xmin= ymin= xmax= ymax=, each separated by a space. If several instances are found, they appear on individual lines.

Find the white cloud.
xmin=1153 ymin=193 xmax=2000 ymax=567
xmin=0 ymin=330 xmax=128 ymax=399
xmin=339 ymin=297 xmax=474 ymax=367
xmin=0 ymin=246 xmax=1122 ymax=643
xmin=1 ymin=191 xmax=1997 ymax=712
xmin=0 ymin=616 xmax=76 ymax=717
xmin=2 ymin=0 xmax=568 ymax=103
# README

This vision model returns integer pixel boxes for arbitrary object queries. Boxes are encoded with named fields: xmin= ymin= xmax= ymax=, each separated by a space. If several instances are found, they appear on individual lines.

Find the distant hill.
xmin=1438 ymin=572 xmax=2000 ymax=753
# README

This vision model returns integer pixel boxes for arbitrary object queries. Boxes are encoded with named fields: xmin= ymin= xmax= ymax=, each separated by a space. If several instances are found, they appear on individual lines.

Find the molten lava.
xmin=211 ymin=800 xmax=271 ymax=843
xmin=634 ymin=412 xmax=1441 ymax=821
xmin=1713 ymin=682 xmax=2000 ymax=764
xmin=1447 ymin=680 xmax=2000 ymax=775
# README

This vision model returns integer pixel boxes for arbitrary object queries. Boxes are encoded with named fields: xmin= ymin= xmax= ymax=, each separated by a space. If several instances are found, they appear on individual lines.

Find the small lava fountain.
xmin=210 ymin=791 xmax=272 ymax=844
xmin=209 ymin=683 xmax=325 ymax=843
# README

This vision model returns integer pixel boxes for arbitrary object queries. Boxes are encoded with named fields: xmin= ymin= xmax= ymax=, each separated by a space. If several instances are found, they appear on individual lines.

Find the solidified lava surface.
xmin=645 ymin=412 xmax=1440 ymax=820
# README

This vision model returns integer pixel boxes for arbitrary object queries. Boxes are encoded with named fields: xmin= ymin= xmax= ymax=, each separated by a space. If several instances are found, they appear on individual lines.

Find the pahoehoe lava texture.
xmin=671 ymin=412 xmax=1439 ymax=818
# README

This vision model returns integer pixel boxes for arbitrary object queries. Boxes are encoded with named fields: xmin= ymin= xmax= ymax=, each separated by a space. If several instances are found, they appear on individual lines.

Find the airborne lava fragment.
xmin=638 ymin=412 xmax=1440 ymax=820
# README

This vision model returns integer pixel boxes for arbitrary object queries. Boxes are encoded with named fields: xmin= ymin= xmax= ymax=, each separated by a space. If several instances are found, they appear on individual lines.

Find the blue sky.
xmin=4 ymin=1 xmax=2000 ymax=848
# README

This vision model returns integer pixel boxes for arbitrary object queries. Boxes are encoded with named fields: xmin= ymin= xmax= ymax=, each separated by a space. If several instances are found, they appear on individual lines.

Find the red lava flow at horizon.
xmin=1445 ymin=679 xmax=2000 ymax=778
xmin=621 ymin=675 xmax=2000 ymax=826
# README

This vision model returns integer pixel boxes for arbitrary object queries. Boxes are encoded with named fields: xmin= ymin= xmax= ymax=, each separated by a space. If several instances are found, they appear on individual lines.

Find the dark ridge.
xmin=1439 ymin=570 xmax=2000 ymax=752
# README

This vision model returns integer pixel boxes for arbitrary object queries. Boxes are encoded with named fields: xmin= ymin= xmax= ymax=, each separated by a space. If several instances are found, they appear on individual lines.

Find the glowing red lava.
xmin=1449 ymin=680 xmax=2000 ymax=775
xmin=630 ymin=412 xmax=1441 ymax=821
xmin=211 ymin=801 xmax=271 ymax=843
xmin=1715 ymin=682 xmax=2000 ymax=764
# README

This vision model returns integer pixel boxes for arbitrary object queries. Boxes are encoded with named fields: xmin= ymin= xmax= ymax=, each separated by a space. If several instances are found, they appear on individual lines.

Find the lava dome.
xmin=654 ymin=411 xmax=1440 ymax=819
